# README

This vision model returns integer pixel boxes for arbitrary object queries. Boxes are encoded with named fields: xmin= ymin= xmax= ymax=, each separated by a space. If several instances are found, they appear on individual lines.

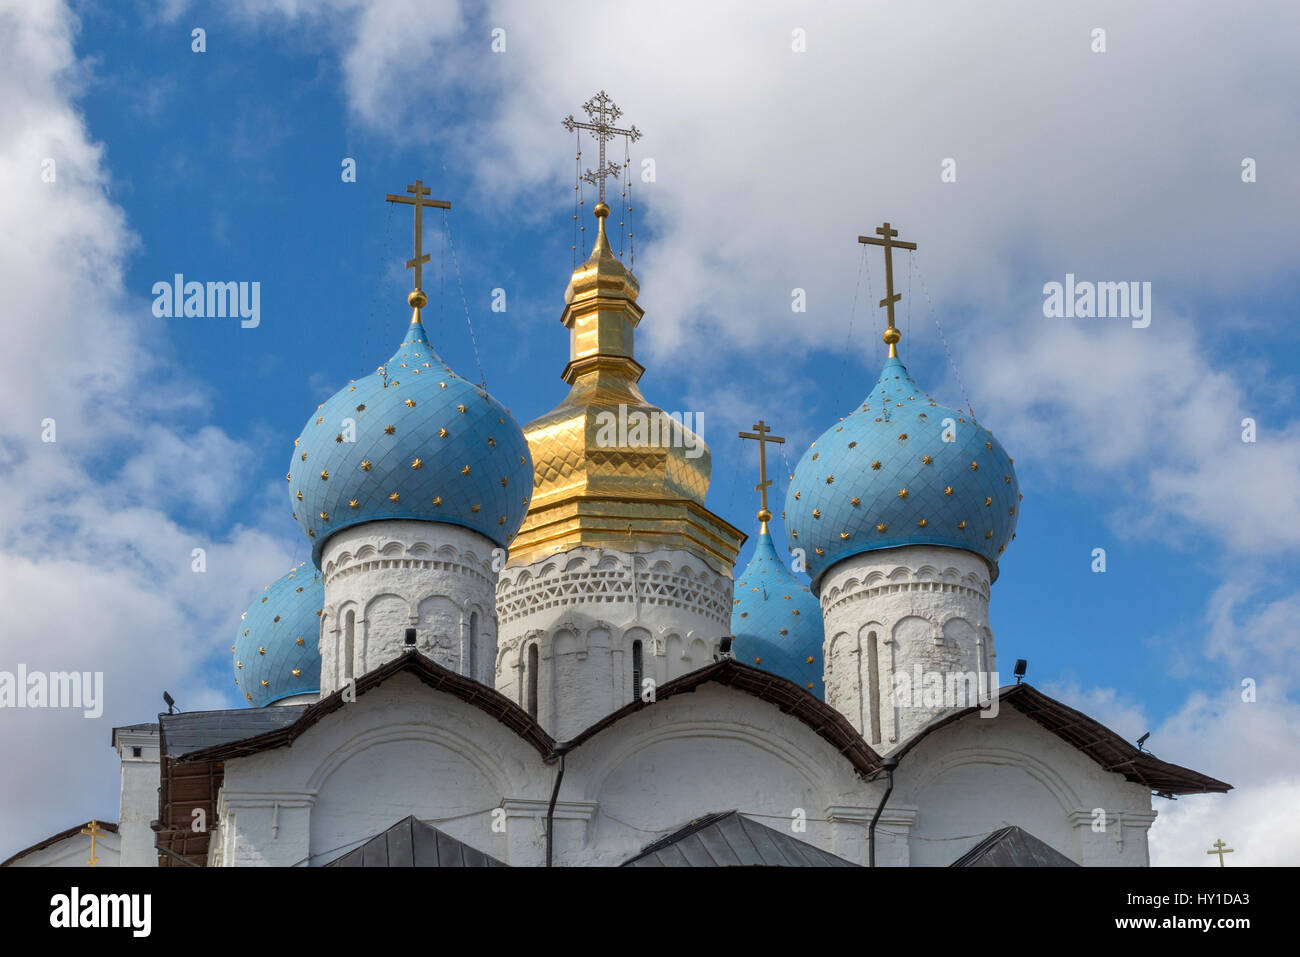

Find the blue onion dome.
xmin=233 ymin=562 xmax=324 ymax=707
xmin=731 ymin=528 xmax=825 ymax=697
xmin=784 ymin=356 xmax=1020 ymax=590
xmin=288 ymin=306 xmax=533 ymax=565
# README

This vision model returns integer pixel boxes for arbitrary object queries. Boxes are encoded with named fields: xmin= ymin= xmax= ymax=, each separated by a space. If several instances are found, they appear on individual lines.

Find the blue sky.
xmin=1 ymin=0 xmax=1297 ymax=864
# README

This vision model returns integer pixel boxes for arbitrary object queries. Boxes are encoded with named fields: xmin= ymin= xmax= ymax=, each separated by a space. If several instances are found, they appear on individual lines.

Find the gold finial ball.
xmin=408 ymin=289 xmax=428 ymax=309
xmin=593 ymin=202 xmax=610 ymax=219
xmin=882 ymin=327 xmax=901 ymax=346
xmin=757 ymin=508 xmax=772 ymax=523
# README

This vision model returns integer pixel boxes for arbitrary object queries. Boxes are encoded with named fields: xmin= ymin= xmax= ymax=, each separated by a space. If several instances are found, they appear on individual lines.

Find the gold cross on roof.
xmin=858 ymin=222 xmax=918 ymax=358
xmin=80 ymin=819 xmax=107 ymax=867
xmin=738 ymin=420 xmax=785 ymax=528
xmin=385 ymin=179 xmax=451 ymax=294
xmin=1207 ymin=838 xmax=1234 ymax=866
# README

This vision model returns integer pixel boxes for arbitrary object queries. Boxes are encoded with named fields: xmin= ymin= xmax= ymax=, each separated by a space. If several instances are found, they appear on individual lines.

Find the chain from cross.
xmin=80 ymin=819 xmax=107 ymax=866
xmin=384 ymin=179 xmax=451 ymax=293
xmin=858 ymin=222 xmax=918 ymax=358
xmin=562 ymin=91 xmax=641 ymax=204
xmin=738 ymin=420 xmax=786 ymax=525
xmin=1207 ymin=838 xmax=1234 ymax=866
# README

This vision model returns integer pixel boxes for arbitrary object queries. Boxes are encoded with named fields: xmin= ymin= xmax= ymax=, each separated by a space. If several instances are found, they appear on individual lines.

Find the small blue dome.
xmin=731 ymin=528 xmax=824 ymax=697
xmin=784 ymin=356 xmax=1019 ymax=589
xmin=289 ymin=315 xmax=533 ymax=565
xmin=234 ymin=563 xmax=324 ymax=707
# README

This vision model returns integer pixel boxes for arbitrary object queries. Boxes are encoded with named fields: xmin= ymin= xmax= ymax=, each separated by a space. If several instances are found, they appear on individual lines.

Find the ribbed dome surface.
xmin=233 ymin=563 xmax=323 ymax=707
xmin=784 ymin=356 xmax=1019 ymax=589
xmin=289 ymin=316 xmax=533 ymax=565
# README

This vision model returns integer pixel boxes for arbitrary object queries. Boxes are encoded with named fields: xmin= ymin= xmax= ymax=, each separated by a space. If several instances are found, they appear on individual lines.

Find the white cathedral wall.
xmin=495 ymin=546 xmax=733 ymax=740
xmin=891 ymin=707 xmax=1156 ymax=866
xmin=114 ymin=726 xmax=160 ymax=868
xmin=554 ymin=682 xmax=879 ymax=866
xmin=318 ymin=521 xmax=498 ymax=696
xmin=820 ymin=545 xmax=996 ymax=747
xmin=213 ymin=672 xmax=540 ymax=866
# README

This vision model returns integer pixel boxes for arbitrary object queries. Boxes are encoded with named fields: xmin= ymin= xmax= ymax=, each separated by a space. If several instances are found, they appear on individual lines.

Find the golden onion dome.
xmin=508 ymin=204 xmax=743 ymax=573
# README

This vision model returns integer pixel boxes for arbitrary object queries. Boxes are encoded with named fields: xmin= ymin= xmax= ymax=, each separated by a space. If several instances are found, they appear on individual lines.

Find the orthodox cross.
xmin=385 ymin=179 xmax=451 ymax=292
xmin=1207 ymin=838 xmax=1234 ymax=866
xmin=562 ymin=91 xmax=641 ymax=204
xmin=80 ymin=819 xmax=107 ymax=866
xmin=738 ymin=420 xmax=785 ymax=526
xmin=858 ymin=222 xmax=918 ymax=358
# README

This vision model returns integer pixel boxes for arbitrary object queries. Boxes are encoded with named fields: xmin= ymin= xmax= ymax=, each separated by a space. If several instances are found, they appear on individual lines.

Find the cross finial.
xmin=80 ymin=819 xmax=107 ymax=867
xmin=562 ymin=91 xmax=641 ymax=205
xmin=738 ymin=420 xmax=786 ymax=530
xmin=858 ymin=222 xmax=918 ymax=358
xmin=385 ymin=179 xmax=451 ymax=311
xmin=1207 ymin=838 xmax=1234 ymax=866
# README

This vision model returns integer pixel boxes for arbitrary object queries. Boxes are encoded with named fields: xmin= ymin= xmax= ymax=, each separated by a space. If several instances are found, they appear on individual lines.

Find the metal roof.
xmin=894 ymin=683 xmax=1231 ymax=795
xmin=950 ymin=825 xmax=1079 ymax=867
xmin=326 ymin=815 xmax=506 ymax=867
xmin=161 ymin=706 xmax=309 ymax=758
xmin=622 ymin=810 xmax=858 ymax=867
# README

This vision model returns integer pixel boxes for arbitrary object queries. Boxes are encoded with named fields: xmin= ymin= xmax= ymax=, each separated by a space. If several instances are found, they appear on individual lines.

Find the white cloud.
xmin=0 ymin=0 xmax=300 ymax=856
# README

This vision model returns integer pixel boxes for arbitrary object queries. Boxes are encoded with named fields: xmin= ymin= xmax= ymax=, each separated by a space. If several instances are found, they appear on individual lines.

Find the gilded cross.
xmin=1207 ymin=838 xmax=1234 ymax=866
xmin=738 ymin=420 xmax=785 ymax=527
xmin=858 ymin=222 xmax=918 ymax=358
xmin=562 ymin=91 xmax=641 ymax=204
xmin=384 ymin=179 xmax=451 ymax=293
xmin=80 ymin=819 xmax=107 ymax=867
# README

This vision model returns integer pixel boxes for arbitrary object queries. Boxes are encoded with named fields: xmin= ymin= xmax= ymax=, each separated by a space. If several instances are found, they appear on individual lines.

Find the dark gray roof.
xmin=326 ymin=816 xmax=507 ymax=867
xmin=950 ymin=825 xmax=1079 ymax=867
xmin=622 ymin=810 xmax=858 ymax=867
xmin=160 ymin=707 xmax=308 ymax=758
xmin=110 ymin=722 xmax=158 ymax=746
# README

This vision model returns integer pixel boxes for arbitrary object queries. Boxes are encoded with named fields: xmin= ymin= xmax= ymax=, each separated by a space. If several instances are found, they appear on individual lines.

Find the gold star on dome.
xmin=957 ymin=520 xmax=966 ymax=529
xmin=405 ymin=399 xmax=416 ymax=407
xmin=791 ymin=609 xmax=800 ymax=615
xmin=261 ymin=679 xmax=269 ymax=687
xmin=258 ymin=647 xmax=266 ymax=655
xmin=236 ymin=661 xmax=242 ymax=668
xmin=826 ymin=475 xmax=834 ymax=484
xmin=812 ymin=452 xmax=819 ymax=461
xmin=296 ymin=637 xmax=304 ymax=645
xmin=457 ymin=404 xmax=467 ymax=413
xmin=285 ymin=472 xmax=291 ymax=482
xmin=944 ymin=486 xmax=953 ymax=495
xmin=292 ymin=669 xmax=301 ymax=677
xmin=432 ymin=496 xmax=442 ymax=506
xmin=488 ymin=437 xmax=496 ymax=446
xmin=471 ymin=504 xmax=481 ymax=512
xmin=814 ymin=547 xmax=824 ymax=555
xmin=389 ymin=492 xmax=400 ymax=502
xmin=356 ymin=404 xmax=365 ymax=412
xmin=871 ymin=461 xmax=882 ymax=470
xmin=296 ymin=491 xmax=303 ymax=501
xmin=462 ymin=465 xmax=471 ymax=475
xmin=850 ymin=497 xmax=860 ymax=506
xmin=876 ymin=523 xmax=887 ymax=532
xmin=840 ymin=532 xmax=849 ymax=540
xmin=335 ymin=434 xmax=343 ymax=443
xmin=440 ymin=382 xmax=447 ymax=389
xmin=385 ymin=425 xmax=396 ymax=435
xmin=349 ymin=499 xmax=359 ymax=508
xmin=319 ymin=511 xmax=328 ymax=520
xmin=300 ymin=452 xmax=307 ymax=461
xmin=985 ymin=497 xmax=992 ymax=506
xmin=439 ymin=428 xmax=448 ymax=438
xmin=316 ymin=417 xmax=323 ymax=425
xmin=898 ymin=433 xmax=908 ymax=441
xmin=970 ymin=462 xmax=979 ymax=471
xmin=985 ymin=530 xmax=993 ymax=539
xmin=917 ymin=518 xmax=928 ymax=527
xmin=922 ymin=455 xmax=932 ymax=465
xmin=812 ymin=508 xmax=820 ymax=518
xmin=897 ymin=488 xmax=908 ymax=498
xmin=411 ymin=458 xmax=423 ymax=469
xmin=361 ymin=460 xmax=372 ymax=470
xmin=500 ymin=477 xmax=509 ymax=487
xmin=1005 ymin=475 xmax=1011 ymax=483
xmin=985 ymin=441 xmax=993 ymax=449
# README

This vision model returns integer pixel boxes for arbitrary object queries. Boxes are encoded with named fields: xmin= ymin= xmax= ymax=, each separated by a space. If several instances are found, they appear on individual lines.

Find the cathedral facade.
xmin=5 ymin=184 xmax=1229 ymax=870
